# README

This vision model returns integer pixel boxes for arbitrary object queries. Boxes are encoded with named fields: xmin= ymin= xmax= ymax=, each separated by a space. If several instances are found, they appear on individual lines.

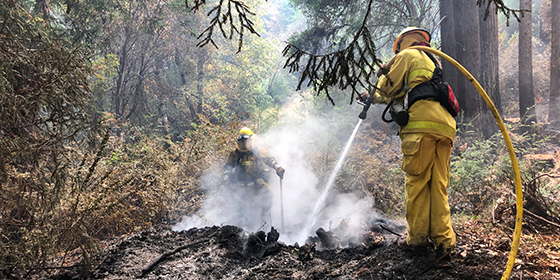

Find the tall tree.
xmin=453 ymin=0 xmax=489 ymax=135
xmin=439 ymin=0 xmax=459 ymax=95
xmin=110 ymin=0 xmax=169 ymax=124
xmin=519 ymin=0 xmax=536 ymax=125
xmin=479 ymin=3 xmax=502 ymax=116
xmin=549 ymin=0 xmax=560 ymax=128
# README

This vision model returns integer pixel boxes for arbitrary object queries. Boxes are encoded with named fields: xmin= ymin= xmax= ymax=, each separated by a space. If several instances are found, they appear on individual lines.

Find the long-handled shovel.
xmin=280 ymin=177 xmax=285 ymax=231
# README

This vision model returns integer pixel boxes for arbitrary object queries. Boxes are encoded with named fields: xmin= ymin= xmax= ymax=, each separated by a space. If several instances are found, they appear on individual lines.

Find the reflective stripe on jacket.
xmin=224 ymin=146 xmax=278 ymax=183
xmin=375 ymin=48 xmax=435 ymax=100
xmin=374 ymin=48 xmax=456 ymax=139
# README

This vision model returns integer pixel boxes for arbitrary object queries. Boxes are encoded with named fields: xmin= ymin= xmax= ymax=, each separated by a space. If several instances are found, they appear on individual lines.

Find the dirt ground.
xmin=32 ymin=214 xmax=559 ymax=280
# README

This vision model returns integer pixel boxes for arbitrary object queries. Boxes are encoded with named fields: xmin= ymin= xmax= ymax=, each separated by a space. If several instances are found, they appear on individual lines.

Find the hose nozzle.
xmin=357 ymin=97 xmax=372 ymax=120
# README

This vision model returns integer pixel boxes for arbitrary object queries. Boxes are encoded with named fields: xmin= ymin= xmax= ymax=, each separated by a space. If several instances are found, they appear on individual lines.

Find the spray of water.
xmin=299 ymin=118 xmax=363 ymax=241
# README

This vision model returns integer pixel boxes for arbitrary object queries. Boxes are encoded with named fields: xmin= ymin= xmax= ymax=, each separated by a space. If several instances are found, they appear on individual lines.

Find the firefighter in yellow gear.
xmin=363 ymin=27 xmax=456 ymax=253
xmin=223 ymin=127 xmax=285 ymax=228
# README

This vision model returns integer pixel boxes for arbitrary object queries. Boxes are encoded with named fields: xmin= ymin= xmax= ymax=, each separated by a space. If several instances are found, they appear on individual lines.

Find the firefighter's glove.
xmin=376 ymin=64 xmax=388 ymax=77
xmin=357 ymin=92 xmax=379 ymax=105
xmin=357 ymin=92 xmax=369 ymax=103
xmin=276 ymin=167 xmax=285 ymax=179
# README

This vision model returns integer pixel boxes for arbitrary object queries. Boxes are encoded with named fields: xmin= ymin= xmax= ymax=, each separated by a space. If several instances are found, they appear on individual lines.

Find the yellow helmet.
xmin=393 ymin=27 xmax=431 ymax=54
xmin=237 ymin=127 xmax=254 ymax=140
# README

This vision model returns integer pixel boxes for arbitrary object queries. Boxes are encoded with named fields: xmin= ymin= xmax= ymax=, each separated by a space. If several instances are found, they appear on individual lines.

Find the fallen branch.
xmin=524 ymin=208 xmax=560 ymax=230
xmin=380 ymin=224 xmax=401 ymax=237
xmin=140 ymin=238 xmax=210 ymax=277
xmin=525 ymin=173 xmax=560 ymax=185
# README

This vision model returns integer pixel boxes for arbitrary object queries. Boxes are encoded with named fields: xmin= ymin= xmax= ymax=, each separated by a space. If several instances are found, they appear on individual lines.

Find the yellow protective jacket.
xmin=374 ymin=48 xmax=456 ymax=139
xmin=224 ymin=146 xmax=279 ymax=184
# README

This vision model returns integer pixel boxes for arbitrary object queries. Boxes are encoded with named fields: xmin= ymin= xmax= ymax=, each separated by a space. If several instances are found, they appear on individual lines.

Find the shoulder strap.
xmin=423 ymin=51 xmax=441 ymax=70
xmin=423 ymin=51 xmax=445 ymax=84
xmin=406 ymin=51 xmax=443 ymax=109
xmin=236 ymin=150 xmax=248 ymax=166
xmin=235 ymin=150 xmax=242 ymax=165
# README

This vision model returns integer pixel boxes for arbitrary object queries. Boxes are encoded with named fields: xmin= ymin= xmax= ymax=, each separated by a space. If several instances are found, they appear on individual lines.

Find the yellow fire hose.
xmin=409 ymin=46 xmax=523 ymax=280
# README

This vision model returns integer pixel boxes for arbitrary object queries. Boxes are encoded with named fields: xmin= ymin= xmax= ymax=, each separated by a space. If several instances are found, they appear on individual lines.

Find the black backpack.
xmin=408 ymin=52 xmax=460 ymax=117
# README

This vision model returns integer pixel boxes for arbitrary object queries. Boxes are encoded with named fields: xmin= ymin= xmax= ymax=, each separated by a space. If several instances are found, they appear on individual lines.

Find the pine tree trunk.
xmin=549 ymin=0 xmax=560 ymax=129
xmin=519 ymin=0 xmax=536 ymax=125
xmin=479 ymin=4 xmax=501 ymax=116
xmin=439 ymin=0 xmax=460 ymax=105
xmin=454 ymin=0 xmax=485 ymax=135
xmin=479 ymin=3 xmax=501 ymax=137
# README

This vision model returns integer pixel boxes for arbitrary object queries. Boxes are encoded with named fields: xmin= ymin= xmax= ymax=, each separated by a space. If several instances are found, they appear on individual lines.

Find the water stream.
xmin=299 ymin=119 xmax=363 ymax=242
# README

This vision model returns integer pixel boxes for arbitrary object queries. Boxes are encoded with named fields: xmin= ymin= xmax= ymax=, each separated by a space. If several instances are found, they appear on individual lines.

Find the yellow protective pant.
xmin=401 ymin=132 xmax=456 ymax=250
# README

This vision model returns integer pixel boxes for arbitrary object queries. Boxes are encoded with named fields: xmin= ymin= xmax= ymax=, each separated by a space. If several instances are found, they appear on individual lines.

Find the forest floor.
xmin=27 ymin=126 xmax=560 ymax=280
xmin=32 ymin=210 xmax=559 ymax=280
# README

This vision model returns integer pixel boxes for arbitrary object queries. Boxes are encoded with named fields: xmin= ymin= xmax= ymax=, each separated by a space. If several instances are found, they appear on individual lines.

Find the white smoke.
xmin=173 ymin=101 xmax=382 ymax=245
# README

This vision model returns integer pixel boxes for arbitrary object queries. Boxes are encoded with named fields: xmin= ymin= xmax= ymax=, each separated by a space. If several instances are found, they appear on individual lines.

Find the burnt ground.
xmin=31 ymin=216 xmax=560 ymax=280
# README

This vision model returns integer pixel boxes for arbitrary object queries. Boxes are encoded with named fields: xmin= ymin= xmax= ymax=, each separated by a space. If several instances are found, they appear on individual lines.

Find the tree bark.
xmin=439 ymin=0 xmax=460 ymax=101
xmin=114 ymin=40 xmax=129 ymax=118
xmin=549 ymin=0 xmax=560 ymax=129
xmin=479 ymin=4 xmax=502 ymax=116
xmin=519 ymin=0 xmax=536 ymax=125
xmin=478 ymin=3 xmax=501 ymax=137
xmin=454 ymin=0 xmax=486 ymax=136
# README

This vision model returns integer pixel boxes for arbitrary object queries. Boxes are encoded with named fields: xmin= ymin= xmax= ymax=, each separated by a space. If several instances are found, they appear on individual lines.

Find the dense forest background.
xmin=1 ymin=0 xmax=559 ymax=278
